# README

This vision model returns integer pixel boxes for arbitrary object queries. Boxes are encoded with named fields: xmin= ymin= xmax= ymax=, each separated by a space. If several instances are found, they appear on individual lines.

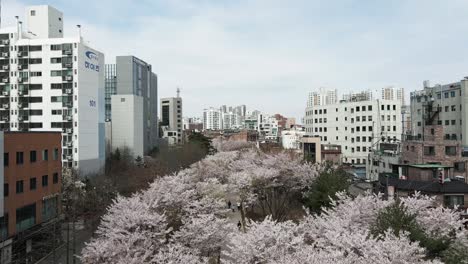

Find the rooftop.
xmin=379 ymin=176 xmax=468 ymax=194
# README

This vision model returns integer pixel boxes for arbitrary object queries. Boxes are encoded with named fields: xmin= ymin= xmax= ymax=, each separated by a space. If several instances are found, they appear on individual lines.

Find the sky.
xmin=3 ymin=0 xmax=468 ymax=121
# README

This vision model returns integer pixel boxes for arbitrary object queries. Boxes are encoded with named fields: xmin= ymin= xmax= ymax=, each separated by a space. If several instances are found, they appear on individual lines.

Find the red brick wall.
xmin=4 ymin=132 xmax=62 ymax=237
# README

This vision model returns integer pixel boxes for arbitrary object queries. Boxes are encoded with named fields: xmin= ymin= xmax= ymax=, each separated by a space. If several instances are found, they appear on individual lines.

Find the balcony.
xmin=1 ymin=91 xmax=9 ymax=96
xmin=18 ymin=103 xmax=28 ymax=109
xmin=63 ymin=76 xmax=73 ymax=82
xmin=0 ymin=40 xmax=9 ymax=45
xmin=63 ymin=63 xmax=72 ymax=68
xmin=63 ymin=50 xmax=72 ymax=56
xmin=1 ymin=77 xmax=8 ymax=83
xmin=0 ymin=52 xmax=8 ymax=58
xmin=1 ymin=103 xmax=9 ymax=109
xmin=64 ymin=88 xmax=72 ymax=95
xmin=63 ymin=102 xmax=73 ymax=108
xmin=63 ymin=115 xmax=72 ymax=121
xmin=0 ymin=115 xmax=9 ymax=122
xmin=0 ymin=65 xmax=8 ymax=71
xmin=17 ymin=51 xmax=28 ymax=57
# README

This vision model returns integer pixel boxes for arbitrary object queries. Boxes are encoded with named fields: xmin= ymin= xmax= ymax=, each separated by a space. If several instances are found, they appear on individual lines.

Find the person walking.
xmin=237 ymin=221 xmax=242 ymax=230
xmin=228 ymin=200 xmax=232 ymax=209
xmin=237 ymin=202 xmax=241 ymax=211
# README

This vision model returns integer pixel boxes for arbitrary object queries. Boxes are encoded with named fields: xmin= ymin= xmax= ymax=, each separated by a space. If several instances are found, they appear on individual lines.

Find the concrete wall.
xmin=111 ymin=95 xmax=144 ymax=158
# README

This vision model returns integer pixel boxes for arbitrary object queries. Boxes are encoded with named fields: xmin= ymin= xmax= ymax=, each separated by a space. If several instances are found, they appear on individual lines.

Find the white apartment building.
xmin=203 ymin=107 xmax=222 ymax=130
xmin=382 ymin=86 xmax=405 ymax=105
xmin=281 ymin=128 xmax=305 ymax=150
xmin=0 ymin=5 xmax=105 ymax=174
xmin=305 ymin=96 xmax=402 ymax=164
xmin=307 ymin=88 xmax=337 ymax=107
xmin=258 ymin=114 xmax=279 ymax=140
xmin=160 ymin=95 xmax=183 ymax=144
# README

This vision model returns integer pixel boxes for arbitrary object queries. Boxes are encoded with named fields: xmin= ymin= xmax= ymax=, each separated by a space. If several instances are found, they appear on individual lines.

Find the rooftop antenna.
xmin=18 ymin=21 xmax=22 ymax=39
xmin=77 ymin=24 xmax=81 ymax=40
xmin=15 ymin=16 xmax=19 ymax=38
xmin=177 ymin=87 xmax=180 ymax=98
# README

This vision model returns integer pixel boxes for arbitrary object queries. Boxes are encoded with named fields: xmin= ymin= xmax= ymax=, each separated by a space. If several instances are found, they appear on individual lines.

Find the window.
xmin=16 ymin=152 xmax=24 ymax=164
xmin=42 ymin=175 xmax=48 ymax=187
xmin=362 ymin=106 xmax=366 ymax=111
xmin=53 ymin=148 xmax=59 ymax=160
xmin=4 ymin=184 xmax=8 ymax=197
xmin=417 ymin=122 xmax=421 ymax=127
xmin=42 ymin=149 xmax=48 ymax=161
xmin=424 ymin=146 xmax=435 ymax=156
xmin=454 ymin=162 xmax=465 ymax=172
xmin=381 ymin=105 xmax=384 ymax=110
xmin=29 ymin=45 xmax=42 ymax=51
xmin=444 ymin=195 xmax=464 ymax=208
xmin=362 ymin=126 xmax=366 ymax=132
xmin=30 ymin=10 xmax=36 ymax=16
xmin=4 ymin=153 xmax=8 ymax=167
xmin=51 ymin=57 xmax=61 ymax=63
xmin=452 ymin=105 xmax=456 ymax=111
xmin=411 ymin=146 xmax=415 ymax=152
xmin=445 ymin=106 xmax=449 ymax=112
xmin=363 ymin=137 xmax=366 ymax=142
xmin=368 ymin=105 xmax=372 ymax=111
xmin=30 ymin=178 xmax=36 ymax=190
xmin=393 ymin=105 xmax=396 ymax=110
xmin=451 ymin=91 xmax=456 ymax=97
xmin=50 ymin=70 xmax=62 ymax=77
xmin=30 ymin=150 xmax=36 ymax=162
xmin=16 ymin=180 xmax=24 ymax=194
xmin=53 ymin=173 xmax=59 ymax=184
xmin=445 ymin=120 xmax=449 ymax=126
xmin=387 ymin=105 xmax=390 ymax=111
xmin=445 ymin=146 xmax=457 ymax=156
xmin=362 ymin=116 xmax=366 ymax=122
xmin=444 ymin=92 xmax=449 ymax=98
xmin=368 ymin=116 xmax=372 ymax=122
xmin=50 ymin=45 xmax=62 ymax=51
xmin=437 ymin=93 xmax=441 ymax=99
xmin=356 ymin=106 xmax=360 ymax=112
xmin=393 ymin=126 xmax=396 ymax=131
xmin=393 ymin=115 xmax=396 ymax=121
xmin=16 ymin=204 xmax=36 ymax=232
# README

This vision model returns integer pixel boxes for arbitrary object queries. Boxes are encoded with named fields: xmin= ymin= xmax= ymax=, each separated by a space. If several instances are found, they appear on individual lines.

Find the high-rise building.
xmin=106 ymin=56 xmax=158 ymax=157
xmin=203 ymin=107 xmax=222 ymax=130
xmin=382 ymin=86 xmax=405 ymax=105
xmin=305 ymin=90 xmax=402 ymax=164
xmin=307 ymin=88 xmax=337 ymax=107
xmin=160 ymin=93 xmax=183 ymax=144
xmin=0 ymin=5 xmax=105 ymax=174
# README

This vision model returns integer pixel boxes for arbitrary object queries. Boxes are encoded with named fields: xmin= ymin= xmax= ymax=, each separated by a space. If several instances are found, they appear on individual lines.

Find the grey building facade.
xmin=105 ymin=56 xmax=158 ymax=155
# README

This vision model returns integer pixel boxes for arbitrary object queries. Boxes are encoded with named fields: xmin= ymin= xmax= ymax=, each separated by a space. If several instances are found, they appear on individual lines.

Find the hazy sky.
xmin=4 ymin=0 xmax=468 ymax=121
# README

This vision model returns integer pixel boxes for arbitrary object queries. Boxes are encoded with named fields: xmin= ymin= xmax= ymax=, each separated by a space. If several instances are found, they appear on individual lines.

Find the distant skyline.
xmin=4 ymin=0 xmax=468 ymax=121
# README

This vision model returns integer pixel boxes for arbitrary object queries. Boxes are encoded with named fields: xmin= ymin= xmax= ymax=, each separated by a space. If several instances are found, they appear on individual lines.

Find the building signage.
xmin=85 ymin=50 xmax=100 ymax=72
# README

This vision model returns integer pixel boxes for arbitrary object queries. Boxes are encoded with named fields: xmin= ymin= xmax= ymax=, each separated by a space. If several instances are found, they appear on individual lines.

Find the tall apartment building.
xmin=0 ymin=5 xmax=105 ymax=174
xmin=105 ymin=56 xmax=158 ymax=157
xmin=203 ymin=107 xmax=222 ymax=130
xmin=305 ymin=94 xmax=402 ymax=164
xmin=0 ymin=132 xmax=61 ymax=263
xmin=307 ymin=88 xmax=337 ymax=107
xmin=382 ymin=86 xmax=405 ymax=105
xmin=160 ymin=94 xmax=183 ymax=144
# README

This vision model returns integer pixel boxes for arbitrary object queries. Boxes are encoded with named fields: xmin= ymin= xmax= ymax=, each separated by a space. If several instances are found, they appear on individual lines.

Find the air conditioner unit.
xmin=18 ymin=91 xmax=23 ymax=96
xmin=18 ymin=65 xmax=23 ymax=70
xmin=2 ymin=65 xmax=8 ymax=70
xmin=66 ymin=115 xmax=72 ymax=121
xmin=17 ymin=77 xmax=23 ymax=83
xmin=65 ymin=89 xmax=72 ymax=94
xmin=66 ymin=142 xmax=72 ymax=147
xmin=17 ymin=51 xmax=22 ymax=57
xmin=66 ymin=128 xmax=72 ymax=133
xmin=18 ymin=116 xmax=23 ymax=121
xmin=66 ymin=155 xmax=73 ymax=160
xmin=2 ymin=40 xmax=9 ymax=45
xmin=2 ymin=104 xmax=8 ymax=109
xmin=1 ymin=52 xmax=8 ymax=57
xmin=2 ymin=91 xmax=8 ymax=96
xmin=65 ymin=76 xmax=73 ymax=81
xmin=65 ymin=63 xmax=72 ymax=68
xmin=2 ymin=116 xmax=8 ymax=121
xmin=2 ymin=78 xmax=8 ymax=82
xmin=64 ymin=50 xmax=72 ymax=55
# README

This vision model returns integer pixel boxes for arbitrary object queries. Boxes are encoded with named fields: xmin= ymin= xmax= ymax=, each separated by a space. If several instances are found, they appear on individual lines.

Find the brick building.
xmin=0 ymin=132 xmax=61 ymax=263
xmin=401 ymin=125 xmax=467 ymax=181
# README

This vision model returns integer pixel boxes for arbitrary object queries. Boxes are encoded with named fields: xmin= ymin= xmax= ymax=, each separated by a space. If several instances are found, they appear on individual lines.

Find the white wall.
xmin=111 ymin=95 xmax=144 ymax=158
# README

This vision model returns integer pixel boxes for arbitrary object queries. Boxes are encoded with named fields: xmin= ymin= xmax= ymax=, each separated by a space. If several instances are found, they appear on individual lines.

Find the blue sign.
xmin=89 ymin=100 xmax=96 ymax=107
xmin=85 ymin=50 xmax=99 ymax=72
